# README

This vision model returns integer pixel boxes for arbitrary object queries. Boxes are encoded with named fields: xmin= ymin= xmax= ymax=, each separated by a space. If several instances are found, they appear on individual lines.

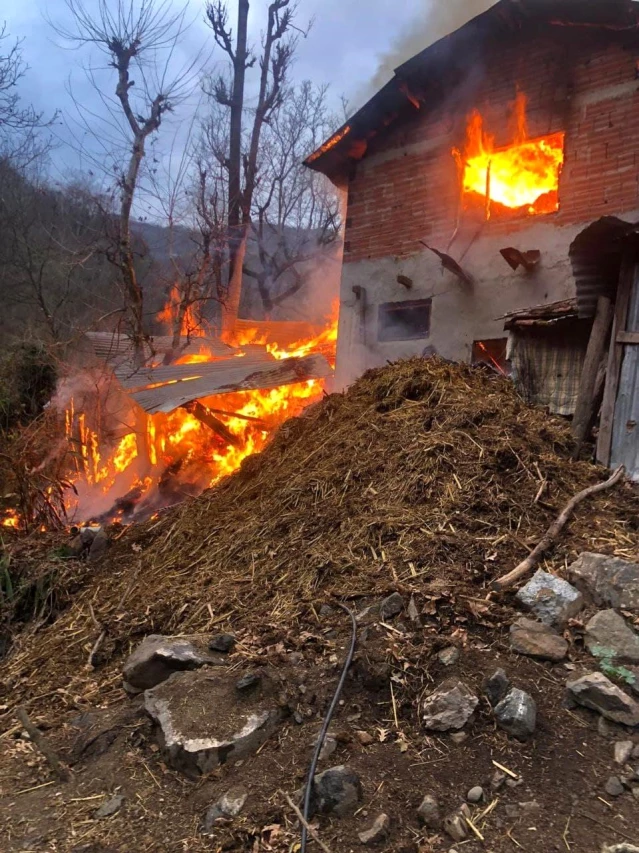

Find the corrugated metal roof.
xmin=85 ymin=332 xmax=235 ymax=367
xmin=568 ymin=217 xmax=638 ymax=318
xmin=501 ymin=298 xmax=579 ymax=328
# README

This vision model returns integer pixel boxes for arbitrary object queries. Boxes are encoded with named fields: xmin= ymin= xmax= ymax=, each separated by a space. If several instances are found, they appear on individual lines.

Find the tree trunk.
xmin=121 ymin=138 xmax=147 ymax=366
xmin=221 ymin=226 xmax=247 ymax=339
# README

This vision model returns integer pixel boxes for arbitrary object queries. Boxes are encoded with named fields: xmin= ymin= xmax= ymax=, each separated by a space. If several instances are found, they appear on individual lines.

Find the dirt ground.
xmin=2 ymin=612 xmax=639 ymax=853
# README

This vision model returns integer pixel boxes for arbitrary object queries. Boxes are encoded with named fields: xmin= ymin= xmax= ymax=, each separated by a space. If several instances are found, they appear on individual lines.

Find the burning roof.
xmin=305 ymin=0 xmax=639 ymax=177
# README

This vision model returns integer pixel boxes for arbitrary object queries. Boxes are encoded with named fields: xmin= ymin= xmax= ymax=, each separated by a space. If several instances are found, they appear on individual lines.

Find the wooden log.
xmin=572 ymin=295 xmax=614 ymax=457
xmin=16 ymin=707 xmax=70 ymax=782
xmin=492 ymin=466 xmax=625 ymax=591
xmin=182 ymin=401 xmax=242 ymax=449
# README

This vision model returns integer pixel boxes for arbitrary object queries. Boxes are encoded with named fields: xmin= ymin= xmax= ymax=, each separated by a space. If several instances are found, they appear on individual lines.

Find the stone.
xmin=89 ymin=528 xmax=109 ymax=562
xmin=123 ymin=635 xmax=222 ymax=693
xmin=585 ymin=611 xmax=639 ymax=665
xmin=615 ymin=741 xmax=634 ymax=765
xmin=633 ymin=744 xmax=639 ymax=759
xmin=494 ymin=688 xmax=537 ymax=741
xmin=236 ymin=672 xmax=261 ymax=692
xmin=358 ymin=813 xmax=390 ymax=845
xmin=421 ymin=680 xmax=479 ymax=731
xmin=519 ymin=801 xmax=540 ymax=814
xmin=438 ymin=647 xmax=461 ymax=667
xmin=443 ymin=812 xmax=469 ymax=843
xmin=510 ymin=617 xmax=568 ymax=661
xmin=417 ymin=794 xmax=440 ymax=829
xmin=491 ymin=770 xmax=507 ymax=791
xmin=94 ymin=794 xmax=124 ymax=819
xmin=319 ymin=604 xmax=334 ymax=617
xmin=604 ymin=776 xmax=625 ymax=798
xmin=209 ymin=634 xmax=236 ymax=654
xmin=319 ymin=735 xmax=338 ymax=762
xmin=602 ymin=845 xmax=639 ymax=853
xmin=380 ymin=593 xmax=404 ymax=620
xmin=144 ymin=669 xmax=285 ymax=779
xmin=407 ymin=596 xmax=420 ymax=623
xmin=450 ymin=731 xmax=468 ymax=745
xmin=310 ymin=765 xmax=363 ymax=817
xmin=516 ymin=569 xmax=583 ymax=627
xmin=569 ymin=553 xmax=639 ymax=611
xmin=633 ymin=787 xmax=639 ymax=801
xmin=356 ymin=730 xmax=375 ymax=746
xmin=567 ymin=673 xmax=639 ymax=726
xmin=467 ymin=786 xmax=484 ymax=804
xmin=202 ymin=787 xmax=248 ymax=830
xmin=484 ymin=669 xmax=511 ymax=708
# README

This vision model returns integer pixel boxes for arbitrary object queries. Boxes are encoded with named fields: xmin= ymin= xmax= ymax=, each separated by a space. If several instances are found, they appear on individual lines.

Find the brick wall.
xmin=344 ymin=29 xmax=639 ymax=264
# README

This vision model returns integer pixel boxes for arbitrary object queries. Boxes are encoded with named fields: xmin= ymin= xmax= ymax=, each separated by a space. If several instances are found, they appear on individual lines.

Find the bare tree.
xmin=204 ymin=0 xmax=300 ymax=334
xmin=55 ymin=0 xmax=200 ymax=364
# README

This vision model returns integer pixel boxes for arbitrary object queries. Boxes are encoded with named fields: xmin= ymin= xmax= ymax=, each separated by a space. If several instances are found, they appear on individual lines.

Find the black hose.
xmin=300 ymin=601 xmax=357 ymax=853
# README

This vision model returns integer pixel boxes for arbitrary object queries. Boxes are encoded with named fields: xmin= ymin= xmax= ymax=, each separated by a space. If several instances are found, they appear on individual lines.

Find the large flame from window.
xmin=453 ymin=92 xmax=565 ymax=217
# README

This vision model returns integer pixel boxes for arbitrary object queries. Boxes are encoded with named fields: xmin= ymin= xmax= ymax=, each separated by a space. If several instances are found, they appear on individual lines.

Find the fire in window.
xmin=453 ymin=92 xmax=565 ymax=219
xmin=472 ymin=338 xmax=510 ymax=376
xmin=378 ymin=299 xmax=432 ymax=342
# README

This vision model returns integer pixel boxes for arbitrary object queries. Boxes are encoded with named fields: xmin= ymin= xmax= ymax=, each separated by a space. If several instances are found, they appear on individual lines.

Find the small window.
xmin=378 ymin=299 xmax=432 ymax=342
xmin=472 ymin=338 xmax=510 ymax=375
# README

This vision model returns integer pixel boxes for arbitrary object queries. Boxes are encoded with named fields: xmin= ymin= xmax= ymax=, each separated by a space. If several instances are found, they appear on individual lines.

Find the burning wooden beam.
xmin=181 ymin=401 xmax=243 ymax=449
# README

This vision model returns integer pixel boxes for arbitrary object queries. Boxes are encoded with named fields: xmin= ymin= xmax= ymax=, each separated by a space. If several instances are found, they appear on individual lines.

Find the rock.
xmin=494 ymin=688 xmax=537 ymax=741
xmin=358 ymin=813 xmax=390 ymax=845
xmin=633 ymin=744 xmax=639 ymax=759
xmin=319 ymin=735 xmax=338 ymax=762
xmin=123 ymin=635 xmax=222 ymax=692
xmin=438 ymin=647 xmax=461 ymax=667
xmin=319 ymin=604 xmax=334 ymax=617
xmin=144 ymin=669 xmax=285 ymax=779
xmin=604 ymin=776 xmax=625 ymax=797
xmin=519 ymin=800 xmax=540 ymax=814
xmin=491 ymin=770 xmax=507 ymax=791
xmin=94 ymin=794 xmax=124 ymax=819
xmin=633 ymin=787 xmax=639 ymax=801
xmin=450 ymin=731 xmax=468 ymax=745
xmin=356 ymin=730 xmax=375 ymax=746
xmin=443 ymin=811 xmax=469 ymax=843
xmin=569 ymin=553 xmax=639 ymax=611
xmin=510 ymin=618 xmax=568 ymax=661
xmin=89 ymin=528 xmax=109 ymax=562
xmin=421 ymin=680 xmax=479 ymax=731
xmin=567 ymin=673 xmax=639 ymax=726
xmin=380 ymin=593 xmax=404 ymax=620
xmin=602 ymin=845 xmax=639 ymax=853
xmin=516 ymin=569 xmax=583 ymax=627
xmin=585 ymin=611 xmax=639 ymax=665
xmin=484 ymin=669 xmax=511 ymax=708
xmin=202 ymin=787 xmax=248 ymax=830
xmin=209 ymin=634 xmax=236 ymax=654
xmin=236 ymin=672 xmax=261 ymax=692
xmin=310 ymin=765 xmax=363 ymax=817
xmin=467 ymin=786 xmax=484 ymax=804
xmin=615 ymin=741 xmax=634 ymax=765
xmin=417 ymin=794 xmax=440 ymax=829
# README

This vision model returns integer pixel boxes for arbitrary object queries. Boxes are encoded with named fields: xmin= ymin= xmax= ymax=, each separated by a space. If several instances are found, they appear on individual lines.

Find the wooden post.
xmin=597 ymin=256 xmax=635 ymax=465
xmin=571 ymin=294 xmax=614 ymax=456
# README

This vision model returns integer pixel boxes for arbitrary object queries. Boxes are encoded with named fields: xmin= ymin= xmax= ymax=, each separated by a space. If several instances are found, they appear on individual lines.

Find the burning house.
xmin=307 ymin=0 xmax=639 ymax=477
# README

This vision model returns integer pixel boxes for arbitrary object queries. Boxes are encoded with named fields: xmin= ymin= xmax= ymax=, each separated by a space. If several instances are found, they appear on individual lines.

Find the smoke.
xmin=357 ymin=0 xmax=501 ymax=107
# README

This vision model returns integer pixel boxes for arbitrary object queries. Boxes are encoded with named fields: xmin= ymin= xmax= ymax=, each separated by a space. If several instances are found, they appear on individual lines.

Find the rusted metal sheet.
xmin=129 ymin=354 xmax=333 ymax=414
xmin=610 ymin=263 xmax=639 ymax=479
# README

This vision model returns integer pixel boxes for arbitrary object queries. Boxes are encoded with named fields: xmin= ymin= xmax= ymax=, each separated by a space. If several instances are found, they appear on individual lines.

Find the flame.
xmin=61 ymin=299 xmax=340 ymax=524
xmin=2 ymin=510 xmax=19 ymax=529
xmin=454 ymin=92 xmax=565 ymax=216
xmin=157 ymin=285 xmax=206 ymax=338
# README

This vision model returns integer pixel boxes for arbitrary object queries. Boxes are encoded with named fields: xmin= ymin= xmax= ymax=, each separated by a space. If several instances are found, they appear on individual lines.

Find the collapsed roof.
xmin=306 ymin=0 xmax=639 ymax=178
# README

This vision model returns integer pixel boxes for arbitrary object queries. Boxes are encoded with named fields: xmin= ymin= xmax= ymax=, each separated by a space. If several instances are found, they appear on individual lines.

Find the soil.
xmin=2 ymin=358 xmax=639 ymax=851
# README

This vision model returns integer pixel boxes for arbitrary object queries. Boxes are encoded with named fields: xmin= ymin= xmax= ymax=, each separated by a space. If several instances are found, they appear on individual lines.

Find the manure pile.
xmin=4 ymin=357 xmax=638 ymax=710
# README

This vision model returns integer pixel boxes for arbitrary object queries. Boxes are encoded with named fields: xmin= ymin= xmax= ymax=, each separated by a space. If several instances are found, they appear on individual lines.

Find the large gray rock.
xmin=202 ymin=787 xmax=248 ymax=830
xmin=567 ymin=672 xmax=639 ymax=726
xmin=421 ymin=680 xmax=479 ymax=731
xmin=123 ymin=635 xmax=223 ymax=692
xmin=144 ymin=669 xmax=285 ymax=778
xmin=510 ymin=617 xmax=568 ymax=661
xmin=586 ymin=611 xmax=639 ymax=665
xmin=310 ymin=765 xmax=363 ymax=817
xmin=516 ymin=570 xmax=583 ymax=627
xmin=417 ymin=794 xmax=441 ymax=829
xmin=570 ymin=553 xmax=639 ymax=612
xmin=494 ymin=688 xmax=537 ymax=741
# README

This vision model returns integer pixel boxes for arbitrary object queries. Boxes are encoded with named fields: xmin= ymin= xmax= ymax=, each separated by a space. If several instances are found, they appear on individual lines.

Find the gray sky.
xmin=3 ymin=0 xmax=496 ymax=215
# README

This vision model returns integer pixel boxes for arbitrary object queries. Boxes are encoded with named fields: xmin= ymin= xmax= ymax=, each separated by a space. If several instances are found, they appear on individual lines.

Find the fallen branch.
xmin=492 ymin=466 xmax=625 ymax=591
xmin=279 ymin=790 xmax=333 ymax=853
xmin=16 ymin=707 xmax=69 ymax=783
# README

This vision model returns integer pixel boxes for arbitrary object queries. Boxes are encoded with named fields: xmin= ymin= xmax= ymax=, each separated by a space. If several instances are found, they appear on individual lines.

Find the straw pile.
xmin=4 ymin=357 xmax=639 ymax=714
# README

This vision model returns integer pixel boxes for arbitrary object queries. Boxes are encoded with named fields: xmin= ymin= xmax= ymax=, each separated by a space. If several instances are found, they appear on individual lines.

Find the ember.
xmin=454 ymin=92 xmax=565 ymax=217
